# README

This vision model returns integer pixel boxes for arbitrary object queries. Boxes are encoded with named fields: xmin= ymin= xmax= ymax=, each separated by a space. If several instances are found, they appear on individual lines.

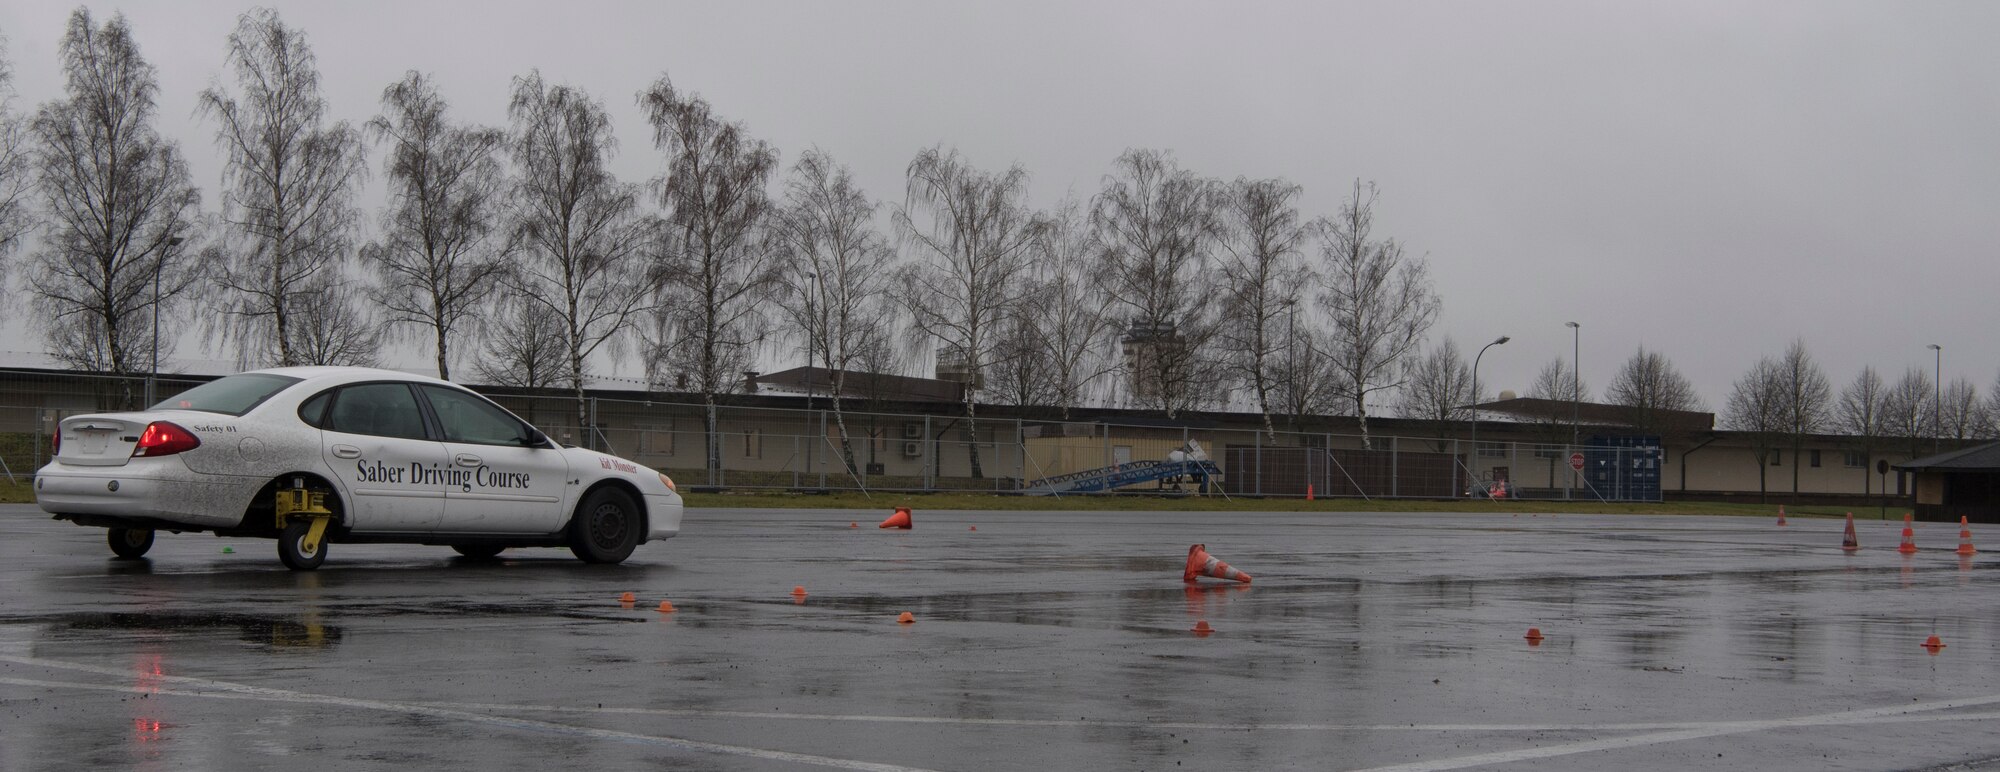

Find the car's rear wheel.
xmin=567 ymin=487 xmax=641 ymax=564
xmin=278 ymin=520 xmax=327 ymax=571
xmin=107 ymin=527 xmax=154 ymax=560
xmin=451 ymin=544 xmax=505 ymax=560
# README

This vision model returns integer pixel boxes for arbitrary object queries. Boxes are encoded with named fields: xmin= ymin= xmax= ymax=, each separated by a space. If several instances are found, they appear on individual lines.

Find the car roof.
xmin=243 ymin=366 xmax=461 ymax=389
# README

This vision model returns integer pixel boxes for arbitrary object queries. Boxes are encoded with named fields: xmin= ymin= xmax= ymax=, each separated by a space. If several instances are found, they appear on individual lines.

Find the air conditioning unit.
xmin=902 ymin=423 xmax=923 ymax=439
xmin=901 ymin=441 xmax=922 ymax=458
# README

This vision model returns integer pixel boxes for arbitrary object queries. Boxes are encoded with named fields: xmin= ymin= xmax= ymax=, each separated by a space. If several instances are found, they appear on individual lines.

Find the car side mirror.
xmin=527 ymin=430 xmax=551 ymax=448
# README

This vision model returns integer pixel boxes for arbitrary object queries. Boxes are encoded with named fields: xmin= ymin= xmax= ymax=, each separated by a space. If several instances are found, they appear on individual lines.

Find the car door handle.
xmin=455 ymin=453 xmax=482 ymax=467
xmin=331 ymin=445 xmax=361 ymax=459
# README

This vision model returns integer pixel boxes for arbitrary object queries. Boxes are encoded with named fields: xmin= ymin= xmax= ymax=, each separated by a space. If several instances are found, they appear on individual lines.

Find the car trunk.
xmin=55 ymin=414 xmax=150 ymax=467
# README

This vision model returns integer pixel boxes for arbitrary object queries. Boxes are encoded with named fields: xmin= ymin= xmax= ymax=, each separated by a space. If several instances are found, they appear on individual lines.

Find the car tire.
xmin=278 ymin=520 xmax=327 ymax=571
xmin=567 ymin=487 xmax=641 ymax=565
xmin=451 ymin=544 xmax=506 ymax=560
xmin=107 ymin=527 xmax=155 ymax=560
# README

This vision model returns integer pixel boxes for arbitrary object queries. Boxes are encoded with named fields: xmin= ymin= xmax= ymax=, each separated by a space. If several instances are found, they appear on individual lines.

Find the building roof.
xmin=1469 ymin=397 xmax=1715 ymax=431
xmin=1896 ymin=441 xmax=2000 ymax=472
xmin=745 ymin=367 xmax=966 ymax=404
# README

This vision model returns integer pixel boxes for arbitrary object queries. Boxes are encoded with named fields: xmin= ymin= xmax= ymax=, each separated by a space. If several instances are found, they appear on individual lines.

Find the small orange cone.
xmin=1183 ymin=544 xmax=1252 ymax=584
xmin=879 ymin=507 xmax=913 ymax=529
xmin=1841 ymin=513 xmax=1859 ymax=551
xmin=1777 ymin=505 xmax=1787 ymax=527
xmin=1899 ymin=523 xmax=1918 ymax=554
xmin=1957 ymin=516 xmax=1977 ymax=555
xmin=850 ymin=522 xmax=858 ymax=528
xmin=1922 ymin=634 xmax=1946 ymax=652
xmin=969 ymin=525 xmax=977 ymax=531
xmin=1306 ymin=483 xmax=1314 ymax=501
xmin=619 ymin=591 xmax=636 ymax=603
xmin=656 ymin=600 xmax=677 ymax=613
xmin=790 ymin=585 xmax=808 ymax=597
xmin=896 ymin=611 xmax=915 ymax=624
xmin=1525 ymin=627 xmax=1545 ymax=643
xmin=1191 ymin=620 xmax=1214 ymax=636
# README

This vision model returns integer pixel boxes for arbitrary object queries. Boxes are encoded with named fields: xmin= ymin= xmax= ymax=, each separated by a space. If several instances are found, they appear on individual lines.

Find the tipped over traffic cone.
xmin=1899 ymin=523 xmax=1918 ymax=554
xmin=879 ymin=507 xmax=913 ymax=529
xmin=1183 ymin=544 xmax=1252 ymax=584
xmin=1958 ymin=516 xmax=1977 ymax=556
xmin=1923 ymin=634 xmax=1946 ymax=652
xmin=1841 ymin=513 xmax=1860 ymax=551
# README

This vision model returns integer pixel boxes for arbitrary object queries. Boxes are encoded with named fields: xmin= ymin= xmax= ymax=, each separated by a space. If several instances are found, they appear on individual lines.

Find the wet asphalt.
xmin=4 ymin=503 xmax=2000 ymax=771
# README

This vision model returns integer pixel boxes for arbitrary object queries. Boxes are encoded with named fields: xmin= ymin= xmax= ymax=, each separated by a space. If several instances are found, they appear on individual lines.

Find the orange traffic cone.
xmin=1183 ymin=544 xmax=1252 ymax=584
xmin=1899 ymin=523 xmax=1918 ymax=554
xmin=1191 ymin=620 xmax=1214 ymax=636
xmin=1841 ymin=513 xmax=1859 ymax=551
xmin=1957 ymin=516 xmax=1977 ymax=556
xmin=1306 ymin=483 xmax=1314 ymax=501
xmin=878 ymin=507 xmax=913 ymax=529
xmin=1777 ymin=505 xmax=1787 ymax=527
xmin=1524 ymin=627 xmax=1545 ymax=643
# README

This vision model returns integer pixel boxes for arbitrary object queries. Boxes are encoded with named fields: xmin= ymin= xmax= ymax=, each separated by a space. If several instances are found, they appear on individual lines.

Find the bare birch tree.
xmin=893 ymin=146 xmax=1038 ymax=478
xmin=473 ymin=289 xmax=568 ymax=390
xmin=198 ymin=9 xmax=364 ymax=367
xmin=30 ymin=10 xmax=202 ymax=401
xmin=1882 ymin=367 xmax=1935 ymax=460
xmin=1525 ymin=356 xmax=1591 ymax=450
xmin=1940 ymin=377 xmax=1979 ymax=441
xmin=1019 ymin=200 xmax=1118 ymax=418
xmin=1270 ymin=302 xmax=1342 ymax=424
xmin=1314 ymin=180 xmax=1438 ymax=448
xmin=286 ymin=276 xmax=380 ymax=367
xmin=1218 ymin=177 xmax=1307 ymax=439
xmin=1605 ymin=346 xmax=1703 ymax=438
xmin=1772 ymin=339 xmax=1830 ymax=494
xmin=1724 ymin=356 xmax=1786 ymax=502
xmin=361 ymin=71 xmax=508 ymax=380
xmin=1835 ymin=367 xmax=1887 ymax=495
xmin=769 ymin=149 xmax=897 ymax=473
xmin=1394 ymin=337 xmax=1475 ymax=451
xmin=0 ymin=35 xmax=33 ymax=265
xmin=637 ymin=74 xmax=780 ymax=482
xmin=1090 ymin=149 xmax=1224 ymax=418
xmin=505 ymin=71 xmax=652 ymax=436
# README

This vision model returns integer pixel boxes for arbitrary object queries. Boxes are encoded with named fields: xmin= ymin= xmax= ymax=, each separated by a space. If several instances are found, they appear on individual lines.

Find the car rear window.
xmin=154 ymin=373 xmax=303 ymax=416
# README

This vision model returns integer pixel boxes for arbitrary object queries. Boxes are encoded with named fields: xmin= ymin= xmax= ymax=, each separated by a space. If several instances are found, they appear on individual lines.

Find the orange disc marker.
xmin=656 ymin=600 xmax=676 ymax=613
xmin=850 ymin=522 xmax=858 ymax=528
xmin=896 ymin=611 xmax=915 ymax=624
xmin=969 ymin=525 xmax=977 ymax=531
xmin=1191 ymin=620 xmax=1214 ymax=636
xmin=1524 ymin=627 xmax=1545 ymax=642
xmin=619 ymin=591 xmax=636 ymax=603
xmin=790 ymin=585 xmax=807 ymax=596
xmin=1923 ymin=634 xmax=1946 ymax=652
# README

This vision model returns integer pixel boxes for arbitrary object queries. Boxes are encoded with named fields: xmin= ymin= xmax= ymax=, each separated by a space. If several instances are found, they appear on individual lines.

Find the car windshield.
xmin=153 ymin=373 xmax=303 ymax=416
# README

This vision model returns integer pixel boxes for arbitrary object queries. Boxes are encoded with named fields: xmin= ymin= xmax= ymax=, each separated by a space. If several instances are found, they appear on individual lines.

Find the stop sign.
xmin=1569 ymin=452 xmax=1586 ymax=471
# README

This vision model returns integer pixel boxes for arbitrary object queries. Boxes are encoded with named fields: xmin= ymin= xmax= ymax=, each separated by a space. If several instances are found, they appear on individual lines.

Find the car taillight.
xmin=132 ymin=422 xmax=200 ymax=457
xmin=51 ymin=431 xmax=59 ymax=455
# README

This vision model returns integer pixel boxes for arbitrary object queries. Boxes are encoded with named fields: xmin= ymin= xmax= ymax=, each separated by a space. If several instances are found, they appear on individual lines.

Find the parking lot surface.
xmin=4 ymin=504 xmax=1999 ymax=771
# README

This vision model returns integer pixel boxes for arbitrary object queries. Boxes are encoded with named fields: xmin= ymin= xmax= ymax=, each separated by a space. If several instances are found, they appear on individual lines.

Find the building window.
xmin=1479 ymin=442 xmax=1506 ymax=458
xmin=638 ymin=423 xmax=674 ymax=456
xmin=1770 ymin=450 xmax=1781 ymax=466
xmin=1532 ymin=444 xmax=1560 ymax=459
xmin=1844 ymin=451 xmax=1867 ymax=469
xmin=743 ymin=428 xmax=762 ymax=459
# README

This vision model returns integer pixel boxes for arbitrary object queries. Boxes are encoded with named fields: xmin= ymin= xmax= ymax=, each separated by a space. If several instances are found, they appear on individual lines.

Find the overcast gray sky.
xmin=2 ymin=1 xmax=1995 ymax=410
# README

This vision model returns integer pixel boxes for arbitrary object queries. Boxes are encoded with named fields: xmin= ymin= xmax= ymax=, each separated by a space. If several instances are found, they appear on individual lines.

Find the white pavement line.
xmin=411 ymin=701 xmax=2000 ymax=733
xmin=0 ymin=662 xmax=940 ymax=772
xmin=1352 ymin=693 xmax=2000 ymax=772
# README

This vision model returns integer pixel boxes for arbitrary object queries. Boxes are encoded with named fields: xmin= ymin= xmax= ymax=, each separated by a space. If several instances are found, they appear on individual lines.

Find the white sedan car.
xmin=34 ymin=366 xmax=682 ymax=570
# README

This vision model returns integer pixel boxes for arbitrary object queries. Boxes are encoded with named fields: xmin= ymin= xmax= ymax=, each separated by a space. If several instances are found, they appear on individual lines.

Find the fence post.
xmin=1016 ymin=418 xmax=1025 ymax=492
xmin=705 ymin=402 xmax=719 ymax=486
xmin=923 ymin=415 xmax=934 ymax=491
xmin=818 ymin=410 xmax=829 ymax=489
xmin=1254 ymin=430 xmax=1262 ymax=497
xmin=1391 ymin=435 xmax=1399 ymax=498
xmin=792 ymin=432 xmax=801 ymax=489
xmin=1452 ymin=438 xmax=1461 ymax=497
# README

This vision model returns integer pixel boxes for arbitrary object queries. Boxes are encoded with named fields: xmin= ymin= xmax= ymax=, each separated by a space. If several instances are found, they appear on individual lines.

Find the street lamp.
xmin=1565 ymin=321 xmax=1580 ymax=446
xmin=1468 ymin=335 xmax=1509 ymax=496
xmin=147 ymin=236 xmax=184 ymax=407
xmin=804 ymin=272 xmax=818 ymax=413
xmin=1928 ymin=343 xmax=1942 ymax=453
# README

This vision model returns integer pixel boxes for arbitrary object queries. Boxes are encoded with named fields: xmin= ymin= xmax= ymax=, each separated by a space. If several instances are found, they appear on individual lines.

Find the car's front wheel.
xmin=567 ymin=487 xmax=641 ymax=564
xmin=278 ymin=520 xmax=327 ymax=571
xmin=107 ymin=527 xmax=154 ymax=560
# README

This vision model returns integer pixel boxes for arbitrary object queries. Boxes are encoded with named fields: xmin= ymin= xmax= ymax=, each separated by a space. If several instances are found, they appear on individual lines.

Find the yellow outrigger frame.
xmin=275 ymin=485 xmax=333 ymax=555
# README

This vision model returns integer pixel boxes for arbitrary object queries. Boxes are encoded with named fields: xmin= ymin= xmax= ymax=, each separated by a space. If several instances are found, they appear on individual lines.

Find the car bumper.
xmin=643 ymin=493 xmax=682 ymax=542
xmin=34 ymin=459 xmax=251 ymax=529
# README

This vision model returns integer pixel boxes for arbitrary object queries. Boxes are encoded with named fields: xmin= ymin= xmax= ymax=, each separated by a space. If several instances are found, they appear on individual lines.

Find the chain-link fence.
xmin=0 ymin=370 xmax=1664 ymax=502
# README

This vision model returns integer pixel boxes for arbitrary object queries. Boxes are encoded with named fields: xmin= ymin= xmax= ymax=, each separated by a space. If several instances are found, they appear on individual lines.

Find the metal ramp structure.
xmin=1021 ymin=458 xmax=1221 ymax=495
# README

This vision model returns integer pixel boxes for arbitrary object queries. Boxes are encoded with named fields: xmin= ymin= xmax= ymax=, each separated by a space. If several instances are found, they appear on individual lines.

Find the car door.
xmin=417 ymin=385 xmax=572 ymax=534
xmin=318 ymin=382 xmax=452 ymax=532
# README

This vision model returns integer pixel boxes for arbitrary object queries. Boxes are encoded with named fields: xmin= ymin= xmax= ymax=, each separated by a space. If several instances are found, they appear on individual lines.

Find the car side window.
xmin=419 ymin=385 xmax=537 ymax=447
xmin=322 ymin=383 xmax=429 ymax=440
xmin=298 ymin=390 xmax=332 ymax=428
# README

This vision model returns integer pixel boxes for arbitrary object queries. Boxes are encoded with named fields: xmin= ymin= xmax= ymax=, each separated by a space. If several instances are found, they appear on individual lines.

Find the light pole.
xmin=1565 ymin=321 xmax=1580 ymax=446
xmin=1928 ymin=343 xmax=1942 ymax=453
xmin=1468 ymin=335 xmax=1509 ymax=497
xmin=804 ymin=272 xmax=818 ymax=413
xmin=147 ymin=236 xmax=183 ymax=407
